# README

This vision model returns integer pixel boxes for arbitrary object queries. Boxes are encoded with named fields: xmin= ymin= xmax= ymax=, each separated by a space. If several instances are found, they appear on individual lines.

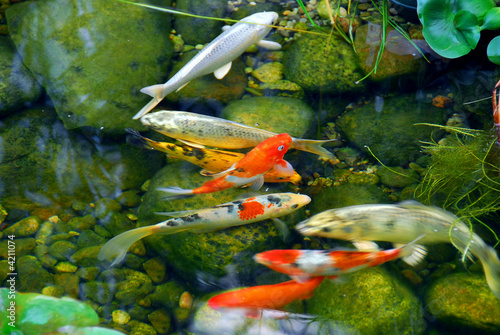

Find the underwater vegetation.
xmin=415 ymin=124 xmax=500 ymax=247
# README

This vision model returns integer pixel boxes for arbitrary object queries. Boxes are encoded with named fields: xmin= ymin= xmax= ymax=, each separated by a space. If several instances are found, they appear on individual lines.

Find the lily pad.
xmin=487 ymin=36 xmax=500 ymax=65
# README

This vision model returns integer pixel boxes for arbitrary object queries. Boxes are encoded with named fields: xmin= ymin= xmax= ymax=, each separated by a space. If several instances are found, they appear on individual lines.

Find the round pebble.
xmin=112 ymin=310 xmax=131 ymax=325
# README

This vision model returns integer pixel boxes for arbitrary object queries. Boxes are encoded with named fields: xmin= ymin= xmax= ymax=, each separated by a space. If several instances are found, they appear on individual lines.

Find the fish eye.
xmin=278 ymin=145 xmax=284 ymax=151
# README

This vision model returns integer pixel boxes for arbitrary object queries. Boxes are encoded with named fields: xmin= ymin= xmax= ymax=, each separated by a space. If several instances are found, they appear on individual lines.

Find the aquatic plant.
xmin=414 ymin=124 xmax=500 ymax=248
xmin=417 ymin=0 xmax=500 ymax=64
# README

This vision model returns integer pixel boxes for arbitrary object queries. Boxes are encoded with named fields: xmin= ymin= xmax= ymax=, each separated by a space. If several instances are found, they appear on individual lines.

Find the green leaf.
xmin=481 ymin=8 xmax=500 ymax=30
xmin=418 ymin=0 xmax=471 ymax=58
xmin=457 ymin=0 xmax=495 ymax=21
xmin=454 ymin=10 xmax=481 ymax=49
xmin=487 ymin=36 xmax=500 ymax=65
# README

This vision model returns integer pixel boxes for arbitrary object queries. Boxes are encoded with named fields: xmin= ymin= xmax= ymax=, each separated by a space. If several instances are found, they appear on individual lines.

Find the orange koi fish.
xmin=207 ymin=276 xmax=325 ymax=318
xmin=158 ymin=133 xmax=293 ymax=197
xmin=126 ymin=128 xmax=302 ymax=185
xmin=254 ymin=236 xmax=426 ymax=282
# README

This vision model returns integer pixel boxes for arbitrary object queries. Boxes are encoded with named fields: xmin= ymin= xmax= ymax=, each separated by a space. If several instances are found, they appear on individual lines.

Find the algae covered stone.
xmin=6 ymin=0 xmax=173 ymax=133
xmin=425 ymin=273 xmax=500 ymax=332
xmin=282 ymin=34 xmax=366 ymax=93
xmin=308 ymin=267 xmax=425 ymax=334
xmin=336 ymin=95 xmax=445 ymax=165
xmin=0 ymin=36 xmax=41 ymax=116
xmin=221 ymin=96 xmax=316 ymax=138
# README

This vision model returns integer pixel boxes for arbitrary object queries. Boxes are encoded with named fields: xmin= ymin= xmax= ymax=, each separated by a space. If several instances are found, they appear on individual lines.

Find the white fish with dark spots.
xmin=133 ymin=11 xmax=281 ymax=119
xmin=98 ymin=193 xmax=310 ymax=266
xmin=296 ymin=201 xmax=500 ymax=299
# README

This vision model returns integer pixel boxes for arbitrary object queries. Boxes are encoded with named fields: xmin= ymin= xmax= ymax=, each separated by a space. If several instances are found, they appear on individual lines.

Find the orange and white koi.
xmin=98 ymin=193 xmax=311 ymax=266
xmin=158 ymin=133 xmax=293 ymax=197
xmin=207 ymin=276 xmax=325 ymax=318
xmin=126 ymin=128 xmax=302 ymax=185
xmin=254 ymin=236 xmax=426 ymax=282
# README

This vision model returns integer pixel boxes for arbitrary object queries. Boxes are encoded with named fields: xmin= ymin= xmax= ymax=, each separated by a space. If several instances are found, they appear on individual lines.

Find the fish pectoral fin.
xmin=213 ymin=62 xmax=232 ymax=79
xmin=175 ymin=81 xmax=190 ymax=92
xmin=272 ymin=218 xmax=290 ymax=241
xmin=199 ymin=169 xmax=216 ymax=177
xmin=178 ymin=139 xmax=206 ymax=149
xmin=257 ymin=40 xmax=282 ymax=50
xmin=352 ymin=240 xmax=380 ymax=251
xmin=249 ymin=176 xmax=265 ymax=191
xmin=221 ymin=25 xmax=231 ymax=31
xmin=401 ymin=244 xmax=428 ymax=267
xmin=207 ymin=164 xmax=236 ymax=179
xmin=273 ymin=159 xmax=294 ymax=177
xmin=291 ymin=275 xmax=313 ymax=283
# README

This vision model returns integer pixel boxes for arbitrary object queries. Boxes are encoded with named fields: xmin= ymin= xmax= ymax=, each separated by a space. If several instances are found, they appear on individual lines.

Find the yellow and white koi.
xmin=98 ymin=193 xmax=311 ymax=266
xmin=133 ymin=11 xmax=281 ymax=119
xmin=141 ymin=110 xmax=338 ymax=160
xmin=296 ymin=201 xmax=500 ymax=299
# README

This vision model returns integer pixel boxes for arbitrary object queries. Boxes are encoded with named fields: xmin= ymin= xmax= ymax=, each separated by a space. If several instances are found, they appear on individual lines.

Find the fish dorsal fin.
xmin=178 ymin=139 xmax=206 ymax=149
xmin=249 ymin=176 xmax=264 ymax=191
xmin=352 ymin=240 xmax=380 ymax=252
xmin=214 ymin=62 xmax=232 ymax=79
xmin=175 ymin=81 xmax=190 ymax=92
xmin=273 ymin=160 xmax=294 ymax=177
xmin=256 ymin=40 xmax=282 ymax=50
xmin=155 ymin=209 xmax=199 ymax=217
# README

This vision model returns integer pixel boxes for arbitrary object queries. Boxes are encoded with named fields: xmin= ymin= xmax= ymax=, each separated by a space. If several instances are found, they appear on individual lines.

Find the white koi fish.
xmin=133 ymin=11 xmax=281 ymax=119
xmin=98 ymin=193 xmax=311 ymax=266
xmin=141 ymin=110 xmax=338 ymax=160
xmin=296 ymin=201 xmax=500 ymax=299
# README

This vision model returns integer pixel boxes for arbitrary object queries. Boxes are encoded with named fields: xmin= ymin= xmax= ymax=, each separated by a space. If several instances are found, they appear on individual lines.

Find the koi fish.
xmin=126 ymin=128 xmax=302 ymax=185
xmin=158 ymin=133 xmax=293 ymax=197
xmin=133 ymin=11 xmax=281 ymax=119
xmin=254 ymin=235 xmax=426 ymax=282
xmin=98 ymin=193 xmax=311 ymax=266
xmin=141 ymin=110 xmax=338 ymax=161
xmin=207 ymin=276 xmax=325 ymax=318
xmin=296 ymin=201 xmax=500 ymax=299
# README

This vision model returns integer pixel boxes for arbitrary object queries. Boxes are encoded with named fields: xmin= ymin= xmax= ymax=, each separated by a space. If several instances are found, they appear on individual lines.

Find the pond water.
xmin=1 ymin=0 xmax=500 ymax=334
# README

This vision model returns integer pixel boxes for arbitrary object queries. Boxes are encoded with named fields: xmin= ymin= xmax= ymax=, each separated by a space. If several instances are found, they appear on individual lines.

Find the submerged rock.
xmin=222 ymin=96 xmax=316 ymax=138
xmin=0 ymin=108 xmax=162 ymax=203
xmin=308 ymin=267 xmax=425 ymax=334
xmin=336 ymin=95 xmax=445 ymax=165
xmin=425 ymin=273 xmax=500 ymax=333
xmin=282 ymin=34 xmax=366 ymax=94
xmin=6 ymin=0 xmax=173 ymax=133
xmin=0 ymin=36 xmax=42 ymax=116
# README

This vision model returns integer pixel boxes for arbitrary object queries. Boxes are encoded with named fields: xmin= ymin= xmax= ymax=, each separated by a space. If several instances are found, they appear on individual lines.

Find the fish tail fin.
xmin=292 ymin=139 xmax=340 ymax=163
xmin=479 ymin=246 xmax=500 ymax=299
xmin=97 ymin=225 xmax=155 ymax=267
xmin=132 ymin=84 xmax=170 ymax=119
xmin=125 ymin=128 xmax=155 ymax=150
xmin=157 ymin=186 xmax=195 ymax=200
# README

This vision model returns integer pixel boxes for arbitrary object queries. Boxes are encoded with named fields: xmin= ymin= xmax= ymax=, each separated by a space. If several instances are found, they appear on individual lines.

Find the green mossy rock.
xmin=0 ymin=108 xmax=162 ymax=203
xmin=0 ymin=36 xmax=42 ymax=116
xmin=2 ymin=215 xmax=41 ymax=237
xmin=221 ymin=96 xmax=316 ymax=138
xmin=282 ymin=34 xmax=366 ymax=93
xmin=336 ymin=95 xmax=445 ymax=165
xmin=308 ymin=267 xmax=425 ymax=334
xmin=307 ymin=183 xmax=390 ymax=215
xmin=174 ymin=0 xmax=226 ymax=45
xmin=165 ymin=51 xmax=247 ymax=104
xmin=17 ymin=255 xmax=52 ymax=292
xmin=425 ymin=273 xmax=500 ymax=332
xmin=137 ymin=162 xmax=303 ymax=281
xmin=376 ymin=166 xmax=419 ymax=188
xmin=6 ymin=0 xmax=173 ymax=133
xmin=354 ymin=24 xmax=426 ymax=83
